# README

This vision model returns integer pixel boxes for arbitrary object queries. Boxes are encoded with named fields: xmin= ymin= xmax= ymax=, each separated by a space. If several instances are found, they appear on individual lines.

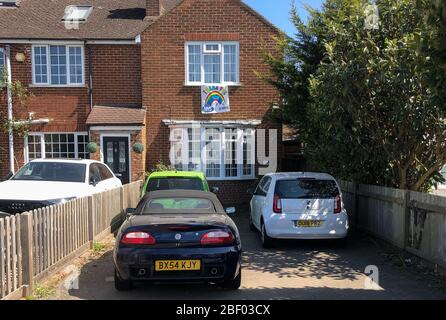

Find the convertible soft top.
xmin=139 ymin=190 xmax=226 ymax=214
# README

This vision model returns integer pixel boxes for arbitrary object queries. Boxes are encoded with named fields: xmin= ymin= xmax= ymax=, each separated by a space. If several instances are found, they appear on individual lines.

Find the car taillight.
xmin=121 ymin=232 xmax=156 ymax=245
xmin=201 ymin=230 xmax=234 ymax=246
xmin=334 ymin=194 xmax=342 ymax=214
xmin=273 ymin=194 xmax=282 ymax=214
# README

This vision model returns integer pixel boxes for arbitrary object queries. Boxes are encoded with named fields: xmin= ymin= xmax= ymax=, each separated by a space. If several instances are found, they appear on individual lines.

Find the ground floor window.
xmin=170 ymin=126 xmax=255 ymax=179
xmin=25 ymin=132 xmax=89 ymax=162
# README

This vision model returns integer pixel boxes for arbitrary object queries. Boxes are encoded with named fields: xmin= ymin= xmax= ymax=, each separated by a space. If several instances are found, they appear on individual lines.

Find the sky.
xmin=243 ymin=0 xmax=324 ymax=35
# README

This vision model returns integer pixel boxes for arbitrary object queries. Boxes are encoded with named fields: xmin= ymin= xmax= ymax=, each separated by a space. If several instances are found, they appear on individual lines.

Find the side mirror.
xmin=225 ymin=207 xmax=236 ymax=215
xmin=247 ymin=188 xmax=254 ymax=195
xmin=126 ymin=208 xmax=136 ymax=216
xmin=3 ymin=171 xmax=13 ymax=181
xmin=211 ymin=186 xmax=219 ymax=193
xmin=89 ymin=176 xmax=99 ymax=187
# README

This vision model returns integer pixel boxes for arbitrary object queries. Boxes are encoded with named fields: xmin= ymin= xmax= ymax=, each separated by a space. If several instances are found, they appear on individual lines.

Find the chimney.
xmin=146 ymin=0 xmax=161 ymax=17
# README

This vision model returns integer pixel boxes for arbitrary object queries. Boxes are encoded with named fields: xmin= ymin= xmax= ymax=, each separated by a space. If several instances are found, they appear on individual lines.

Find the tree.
xmin=1 ymin=67 xmax=33 ymax=135
xmin=1 ymin=64 xmax=33 ymax=169
xmin=264 ymin=0 xmax=446 ymax=191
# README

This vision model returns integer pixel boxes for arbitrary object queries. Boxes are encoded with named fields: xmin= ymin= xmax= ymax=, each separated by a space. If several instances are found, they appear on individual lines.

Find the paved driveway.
xmin=49 ymin=212 xmax=446 ymax=300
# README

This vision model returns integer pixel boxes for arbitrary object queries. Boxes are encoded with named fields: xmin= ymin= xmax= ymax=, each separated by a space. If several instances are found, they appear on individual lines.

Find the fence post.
xmin=87 ymin=196 xmax=95 ymax=248
xmin=20 ymin=212 xmax=34 ymax=297
xmin=403 ymin=190 xmax=411 ymax=248
xmin=120 ymin=186 xmax=125 ymax=212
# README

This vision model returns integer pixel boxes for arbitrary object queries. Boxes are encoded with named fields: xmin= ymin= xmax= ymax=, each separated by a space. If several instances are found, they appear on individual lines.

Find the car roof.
xmin=29 ymin=158 xmax=100 ymax=165
xmin=148 ymin=171 xmax=206 ymax=180
xmin=266 ymin=172 xmax=337 ymax=181
xmin=140 ymin=190 xmax=225 ymax=213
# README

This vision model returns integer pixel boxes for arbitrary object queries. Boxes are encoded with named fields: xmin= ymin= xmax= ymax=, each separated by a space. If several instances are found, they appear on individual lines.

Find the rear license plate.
xmin=155 ymin=260 xmax=201 ymax=271
xmin=295 ymin=220 xmax=323 ymax=228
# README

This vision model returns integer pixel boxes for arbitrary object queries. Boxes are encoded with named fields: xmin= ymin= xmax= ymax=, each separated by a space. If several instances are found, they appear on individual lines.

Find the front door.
xmin=103 ymin=136 xmax=130 ymax=184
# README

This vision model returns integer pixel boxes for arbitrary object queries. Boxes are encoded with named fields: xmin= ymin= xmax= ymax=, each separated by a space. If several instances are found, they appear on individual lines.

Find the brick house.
xmin=0 ymin=0 xmax=282 ymax=206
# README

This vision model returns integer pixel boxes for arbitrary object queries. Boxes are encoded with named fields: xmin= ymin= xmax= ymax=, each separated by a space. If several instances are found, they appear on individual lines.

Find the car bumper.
xmin=113 ymin=246 xmax=242 ymax=283
xmin=265 ymin=212 xmax=349 ymax=240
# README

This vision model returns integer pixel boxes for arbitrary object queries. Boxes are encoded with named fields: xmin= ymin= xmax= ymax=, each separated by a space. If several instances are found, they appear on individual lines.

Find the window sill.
xmin=29 ymin=84 xmax=87 ymax=88
xmin=207 ymin=176 xmax=256 ymax=181
xmin=184 ymin=83 xmax=242 ymax=87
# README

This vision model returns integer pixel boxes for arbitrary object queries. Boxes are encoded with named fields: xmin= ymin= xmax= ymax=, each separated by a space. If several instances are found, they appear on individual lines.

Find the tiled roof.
xmin=86 ymin=106 xmax=146 ymax=125
xmin=0 ymin=0 xmax=181 ymax=40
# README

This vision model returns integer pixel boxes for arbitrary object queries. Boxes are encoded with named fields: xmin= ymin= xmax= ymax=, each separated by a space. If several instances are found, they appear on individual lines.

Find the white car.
xmin=0 ymin=159 xmax=122 ymax=214
xmin=249 ymin=172 xmax=349 ymax=248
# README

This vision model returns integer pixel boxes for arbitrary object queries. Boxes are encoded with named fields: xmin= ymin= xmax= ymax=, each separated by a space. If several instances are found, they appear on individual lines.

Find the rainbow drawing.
xmin=201 ymin=86 xmax=230 ymax=114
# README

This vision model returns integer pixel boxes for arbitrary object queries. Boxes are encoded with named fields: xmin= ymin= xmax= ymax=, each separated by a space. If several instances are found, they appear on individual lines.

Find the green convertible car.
xmin=141 ymin=171 xmax=218 ymax=196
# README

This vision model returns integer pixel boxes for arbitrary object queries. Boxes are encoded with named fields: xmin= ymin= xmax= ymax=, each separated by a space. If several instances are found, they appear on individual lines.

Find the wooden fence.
xmin=0 ymin=181 xmax=142 ymax=300
xmin=339 ymin=180 xmax=446 ymax=270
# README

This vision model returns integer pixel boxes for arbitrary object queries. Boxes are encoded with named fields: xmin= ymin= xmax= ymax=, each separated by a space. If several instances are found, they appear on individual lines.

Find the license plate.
xmin=155 ymin=260 xmax=201 ymax=271
xmin=296 ymin=220 xmax=323 ymax=228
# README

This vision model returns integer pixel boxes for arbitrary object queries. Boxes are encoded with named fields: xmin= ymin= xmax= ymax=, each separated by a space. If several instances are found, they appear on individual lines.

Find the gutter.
xmin=0 ymin=39 xmax=139 ymax=45
xmin=5 ymin=45 xmax=14 ymax=173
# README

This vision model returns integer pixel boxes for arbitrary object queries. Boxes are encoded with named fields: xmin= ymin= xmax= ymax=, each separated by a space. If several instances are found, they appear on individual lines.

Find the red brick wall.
xmin=90 ymin=45 xmax=142 ymax=107
xmin=141 ymin=0 xmax=282 ymax=205
xmin=0 ymin=43 xmax=142 ymax=176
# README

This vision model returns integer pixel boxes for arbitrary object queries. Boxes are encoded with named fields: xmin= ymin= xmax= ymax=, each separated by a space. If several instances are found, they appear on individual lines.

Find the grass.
xmin=26 ymin=284 xmax=56 ymax=300
xmin=92 ymin=241 xmax=107 ymax=255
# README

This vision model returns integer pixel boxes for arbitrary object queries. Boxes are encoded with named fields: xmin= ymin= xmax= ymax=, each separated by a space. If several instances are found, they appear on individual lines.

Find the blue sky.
xmin=243 ymin=0 xmax=324 ymax=35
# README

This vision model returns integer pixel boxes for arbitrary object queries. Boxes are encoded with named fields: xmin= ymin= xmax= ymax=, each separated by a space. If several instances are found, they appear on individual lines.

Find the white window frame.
xmin=31 ymin=44 xmax=85 ymax=87
xmin=24 ymin=132 xmax=89 ymax=163
xmin=0 ymin=47 xmax=4 ymax=70
xmin=185 ymin=41 xmax=240 ymax=86
xmin=170 ymin=125 xmax=255 ymax=180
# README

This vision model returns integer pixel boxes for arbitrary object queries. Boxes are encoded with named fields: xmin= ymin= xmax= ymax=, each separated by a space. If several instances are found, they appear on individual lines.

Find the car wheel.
xmin=222 ymin=269 xmax=241 ymax=290
xmin=248 ymin=209 xmax=256 ymax=232
xmin=261 ymin=221 xmax=275 ymax=249
xmin=114 ymin=269 xmax=133 ymax=291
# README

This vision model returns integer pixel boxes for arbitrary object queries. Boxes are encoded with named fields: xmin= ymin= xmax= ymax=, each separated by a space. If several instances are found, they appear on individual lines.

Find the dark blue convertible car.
xmin=113 ymin=190 xmax=242 ymax=290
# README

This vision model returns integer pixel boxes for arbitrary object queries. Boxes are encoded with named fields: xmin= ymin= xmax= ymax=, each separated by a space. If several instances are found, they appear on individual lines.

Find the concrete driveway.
xmin=49 ymin=212 xmax=446 ymax=300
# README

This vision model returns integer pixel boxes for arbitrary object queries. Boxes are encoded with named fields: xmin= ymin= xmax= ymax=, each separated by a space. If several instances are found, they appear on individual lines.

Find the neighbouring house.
xmin=0 ymin=0 xmax=282 ymax=206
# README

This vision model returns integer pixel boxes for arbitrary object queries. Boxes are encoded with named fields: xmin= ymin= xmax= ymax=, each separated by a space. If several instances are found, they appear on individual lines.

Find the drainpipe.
xmin=5 ymin=45 xmax=14 ymax=174
xmin=87 ymin=43 xmax=93 ymax=110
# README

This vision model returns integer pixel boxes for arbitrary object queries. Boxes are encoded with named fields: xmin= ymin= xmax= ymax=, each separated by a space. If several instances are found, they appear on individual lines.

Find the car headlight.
xmin=46 ymin=197 xmax=77 ymax=205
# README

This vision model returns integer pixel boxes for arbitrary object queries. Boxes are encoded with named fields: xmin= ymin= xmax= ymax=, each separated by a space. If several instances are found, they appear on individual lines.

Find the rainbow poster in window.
xmin=201 ymin=86 xmax=230 ymax=114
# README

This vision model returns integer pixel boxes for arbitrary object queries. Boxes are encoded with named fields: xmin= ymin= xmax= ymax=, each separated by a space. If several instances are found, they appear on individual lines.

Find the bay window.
xmin=32 ymin=45 xmax=84 ymax=86
xmin=25 ymin=133 xmax=89 ymax=162
xmin=170 ymin=126 xmax=255 ymax=179
xmin=186 ymin=42 xmax=239 ymax=85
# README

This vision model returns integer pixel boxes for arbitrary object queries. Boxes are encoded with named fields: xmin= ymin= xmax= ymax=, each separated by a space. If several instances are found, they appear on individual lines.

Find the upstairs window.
xmin=32 ymin=45 xmax=84 ymax=86
xmin=186 ymin=42 xmax=239 ymax=86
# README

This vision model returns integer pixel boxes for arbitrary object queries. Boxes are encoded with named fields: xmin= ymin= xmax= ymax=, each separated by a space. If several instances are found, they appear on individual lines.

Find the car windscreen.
xmin=146 ymin=178 xmax=203 ymax=192
xmin=275 ymin=179 xmax=339 ymax=199
xmin=140 ymin=197 xmax=216 ymax=214
xmin=12 ymin=162 xmax=86 ymax=183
